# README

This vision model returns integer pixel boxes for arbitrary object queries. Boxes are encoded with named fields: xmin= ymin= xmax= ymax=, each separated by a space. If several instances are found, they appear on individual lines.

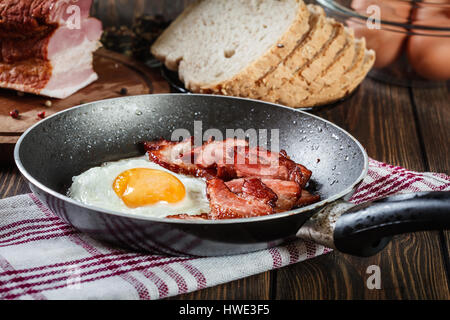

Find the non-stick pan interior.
xmin=16 ymin=94 xmax=367 ymax=205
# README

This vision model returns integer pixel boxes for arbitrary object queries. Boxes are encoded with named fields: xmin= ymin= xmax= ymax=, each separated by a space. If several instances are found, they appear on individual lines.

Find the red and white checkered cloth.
xmin=0 ymin=159 xmax=448 ymax=299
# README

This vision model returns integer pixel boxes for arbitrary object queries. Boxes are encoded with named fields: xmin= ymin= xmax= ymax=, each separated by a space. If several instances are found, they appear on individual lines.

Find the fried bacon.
xmin=206 ymin=178 xmax=277 ymax=219
xmin=143 ymin=138 xmax=311 ymax=186
xmin=143 ymin=137 xmax=215 ymax=179
xmin=182 ymin=138 xmax=248 ymax=180
xmin=239 ymin=178 xmax=278 ymax=207
xmin=226 ymin=178 xmax=302 ymax=212
xmin=233 ymin=147 xmax=312 ymax=188
xmin=189 ymin=138 xmax=248 ymax=168
xmin=143 ymin=138 xmax=247 ymax=179
xmin=142 ymin=137 xmax=320 ymax=220
xmin=165 ymin=213 xmax=210 ymax=220
xmin=297 ymin=190 xmax=321 ymax=207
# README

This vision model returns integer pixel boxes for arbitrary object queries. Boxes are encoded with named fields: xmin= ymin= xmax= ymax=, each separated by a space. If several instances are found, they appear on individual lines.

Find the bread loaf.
xmin=152 ymin=0 xmax=309 ymax=92
xmin=151 ymin=0 xmax=375 ymax=108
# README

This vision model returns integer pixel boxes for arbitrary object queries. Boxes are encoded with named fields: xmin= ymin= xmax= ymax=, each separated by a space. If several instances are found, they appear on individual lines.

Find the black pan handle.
xmin=333 ymin=192 xmax=450 ymax=257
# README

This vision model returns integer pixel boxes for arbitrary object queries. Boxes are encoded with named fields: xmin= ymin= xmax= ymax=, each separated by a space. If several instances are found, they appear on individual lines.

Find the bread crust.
xmin=302 ymin=49 xmax=376 ymax=107
xmin=212 ymin=14 xmax=355 ymax=106
xmin=258 ymin=22 xmax=352 ymax=106
xmin=197 ymin=0 xmax=310 ymax=94
xmin=214 ymin=4 xmax=332 ymax=98
xmin=300 ymin=38 xmax=366 ymax=107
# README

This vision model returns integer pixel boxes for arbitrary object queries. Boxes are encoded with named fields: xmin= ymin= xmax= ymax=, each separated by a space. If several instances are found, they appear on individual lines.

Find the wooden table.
xmin=0 ymin=77 xmax=449 ymax=300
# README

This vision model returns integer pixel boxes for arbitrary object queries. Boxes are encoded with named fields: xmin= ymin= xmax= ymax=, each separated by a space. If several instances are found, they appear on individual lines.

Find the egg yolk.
xmin=113 ymin=168 xmax=186 ymax=208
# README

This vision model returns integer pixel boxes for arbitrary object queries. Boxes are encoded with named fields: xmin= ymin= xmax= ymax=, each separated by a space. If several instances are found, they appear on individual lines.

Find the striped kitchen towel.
xmin=0 ymin=158 xmax=448 ymax=299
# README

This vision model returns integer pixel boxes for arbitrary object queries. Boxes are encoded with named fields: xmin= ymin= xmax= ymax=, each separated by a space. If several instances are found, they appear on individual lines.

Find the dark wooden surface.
xmin=1 ymin=75 xmax=449 ymax=300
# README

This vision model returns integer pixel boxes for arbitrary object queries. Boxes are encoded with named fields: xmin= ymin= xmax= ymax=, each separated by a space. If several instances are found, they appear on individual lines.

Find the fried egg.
xmin=68 ymin=156 xmax=210 ymax=218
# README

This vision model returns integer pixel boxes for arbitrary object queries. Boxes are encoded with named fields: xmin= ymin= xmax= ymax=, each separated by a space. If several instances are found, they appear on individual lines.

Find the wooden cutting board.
xmin=0 ymin=48 xmax=170 ymax=145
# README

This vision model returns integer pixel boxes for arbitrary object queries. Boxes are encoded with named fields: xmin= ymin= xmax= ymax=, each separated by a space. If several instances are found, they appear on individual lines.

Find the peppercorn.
xmin=120 ymin=87 xmax=128 ymax=95
xmin=9 ymin=109 xmax=19 ymax=119
xmin=44 ymin=100 xmax=52 ymax=107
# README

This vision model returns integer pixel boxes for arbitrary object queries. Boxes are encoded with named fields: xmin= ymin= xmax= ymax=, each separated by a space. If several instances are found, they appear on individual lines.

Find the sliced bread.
xmin=303 ymin=44 xmax=376 ymax=107
xmin=152 ymin=0 xmax=375 ymax=109
xmin=238 ymin=16 xmax=343 ymax=101
xmin=262 ymin=24 xmax=356 ymax=107
xmin=343 ymin=49 xmax=376 ymax=96
xmin=233 ymin=4 xmax=332 ymax=98
xmin=300 ymin=38 xmax=366 ymax=106
xmin=314 ymin=28 xmax=356 ymax=88
xmin=324 ymin=48 xmax=376 ymax=105
xmin=151 ymin=0 xmax=310 ymax=92
xmin=214 ymin=4 xmax=328 ymax=97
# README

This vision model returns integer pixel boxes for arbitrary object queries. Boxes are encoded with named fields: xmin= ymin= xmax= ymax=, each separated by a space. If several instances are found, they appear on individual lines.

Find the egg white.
xmin=68 ymin=155 xmax=210 ymax=218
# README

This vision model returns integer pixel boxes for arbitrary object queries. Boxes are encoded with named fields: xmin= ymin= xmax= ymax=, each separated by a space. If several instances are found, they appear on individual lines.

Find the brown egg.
xmin=407 ymin=19 xmax=450 ymax=81
xmin=412 ymin=0 xmax=450 ymax=23
xmin=349 ymin=0 xmax=411 ymax=68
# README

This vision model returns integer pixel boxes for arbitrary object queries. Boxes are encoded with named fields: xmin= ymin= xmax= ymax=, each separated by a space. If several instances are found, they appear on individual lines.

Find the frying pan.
xmin=14 ymin=94 xmax=450 ymax=257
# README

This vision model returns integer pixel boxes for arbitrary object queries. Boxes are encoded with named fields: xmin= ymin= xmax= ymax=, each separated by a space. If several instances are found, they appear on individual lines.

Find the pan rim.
xmin=14 ymin=93 xmax=369 ymax=225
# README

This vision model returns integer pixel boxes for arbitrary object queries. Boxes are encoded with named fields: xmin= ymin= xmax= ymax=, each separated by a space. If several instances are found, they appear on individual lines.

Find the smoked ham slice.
xmin=0 ymin=0 xmax=102 ymax=98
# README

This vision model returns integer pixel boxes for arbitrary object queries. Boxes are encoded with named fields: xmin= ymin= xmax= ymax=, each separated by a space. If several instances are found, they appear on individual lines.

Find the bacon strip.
xmin=143 ymin=138 xmax=248 ymax=179
xmin=166 ymin=213 xmax=209 ymax=220
xmin=297 ymin=190 xmax=321 ymax=207
xmin=226 ymin=178 xmax=302 ymax=212
xmin=206 ymin=178 xmax=276 ymax=219
xmin=233 ymin=147 xmax=311 ymax=187
xmin=188 ymin=138 xmax=248 ymax=168
xmin=142 ymin=137 xmax=320 ymax=219
xmin=166 ymin=185 xmax=319 ymax=220
xmin=143 ymin=138 xmax=311 ymax=186
xmin=239 ymin=178 xmax=278 ymax=208
xmin=143 ymin=137 xmax=215 ymax=179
